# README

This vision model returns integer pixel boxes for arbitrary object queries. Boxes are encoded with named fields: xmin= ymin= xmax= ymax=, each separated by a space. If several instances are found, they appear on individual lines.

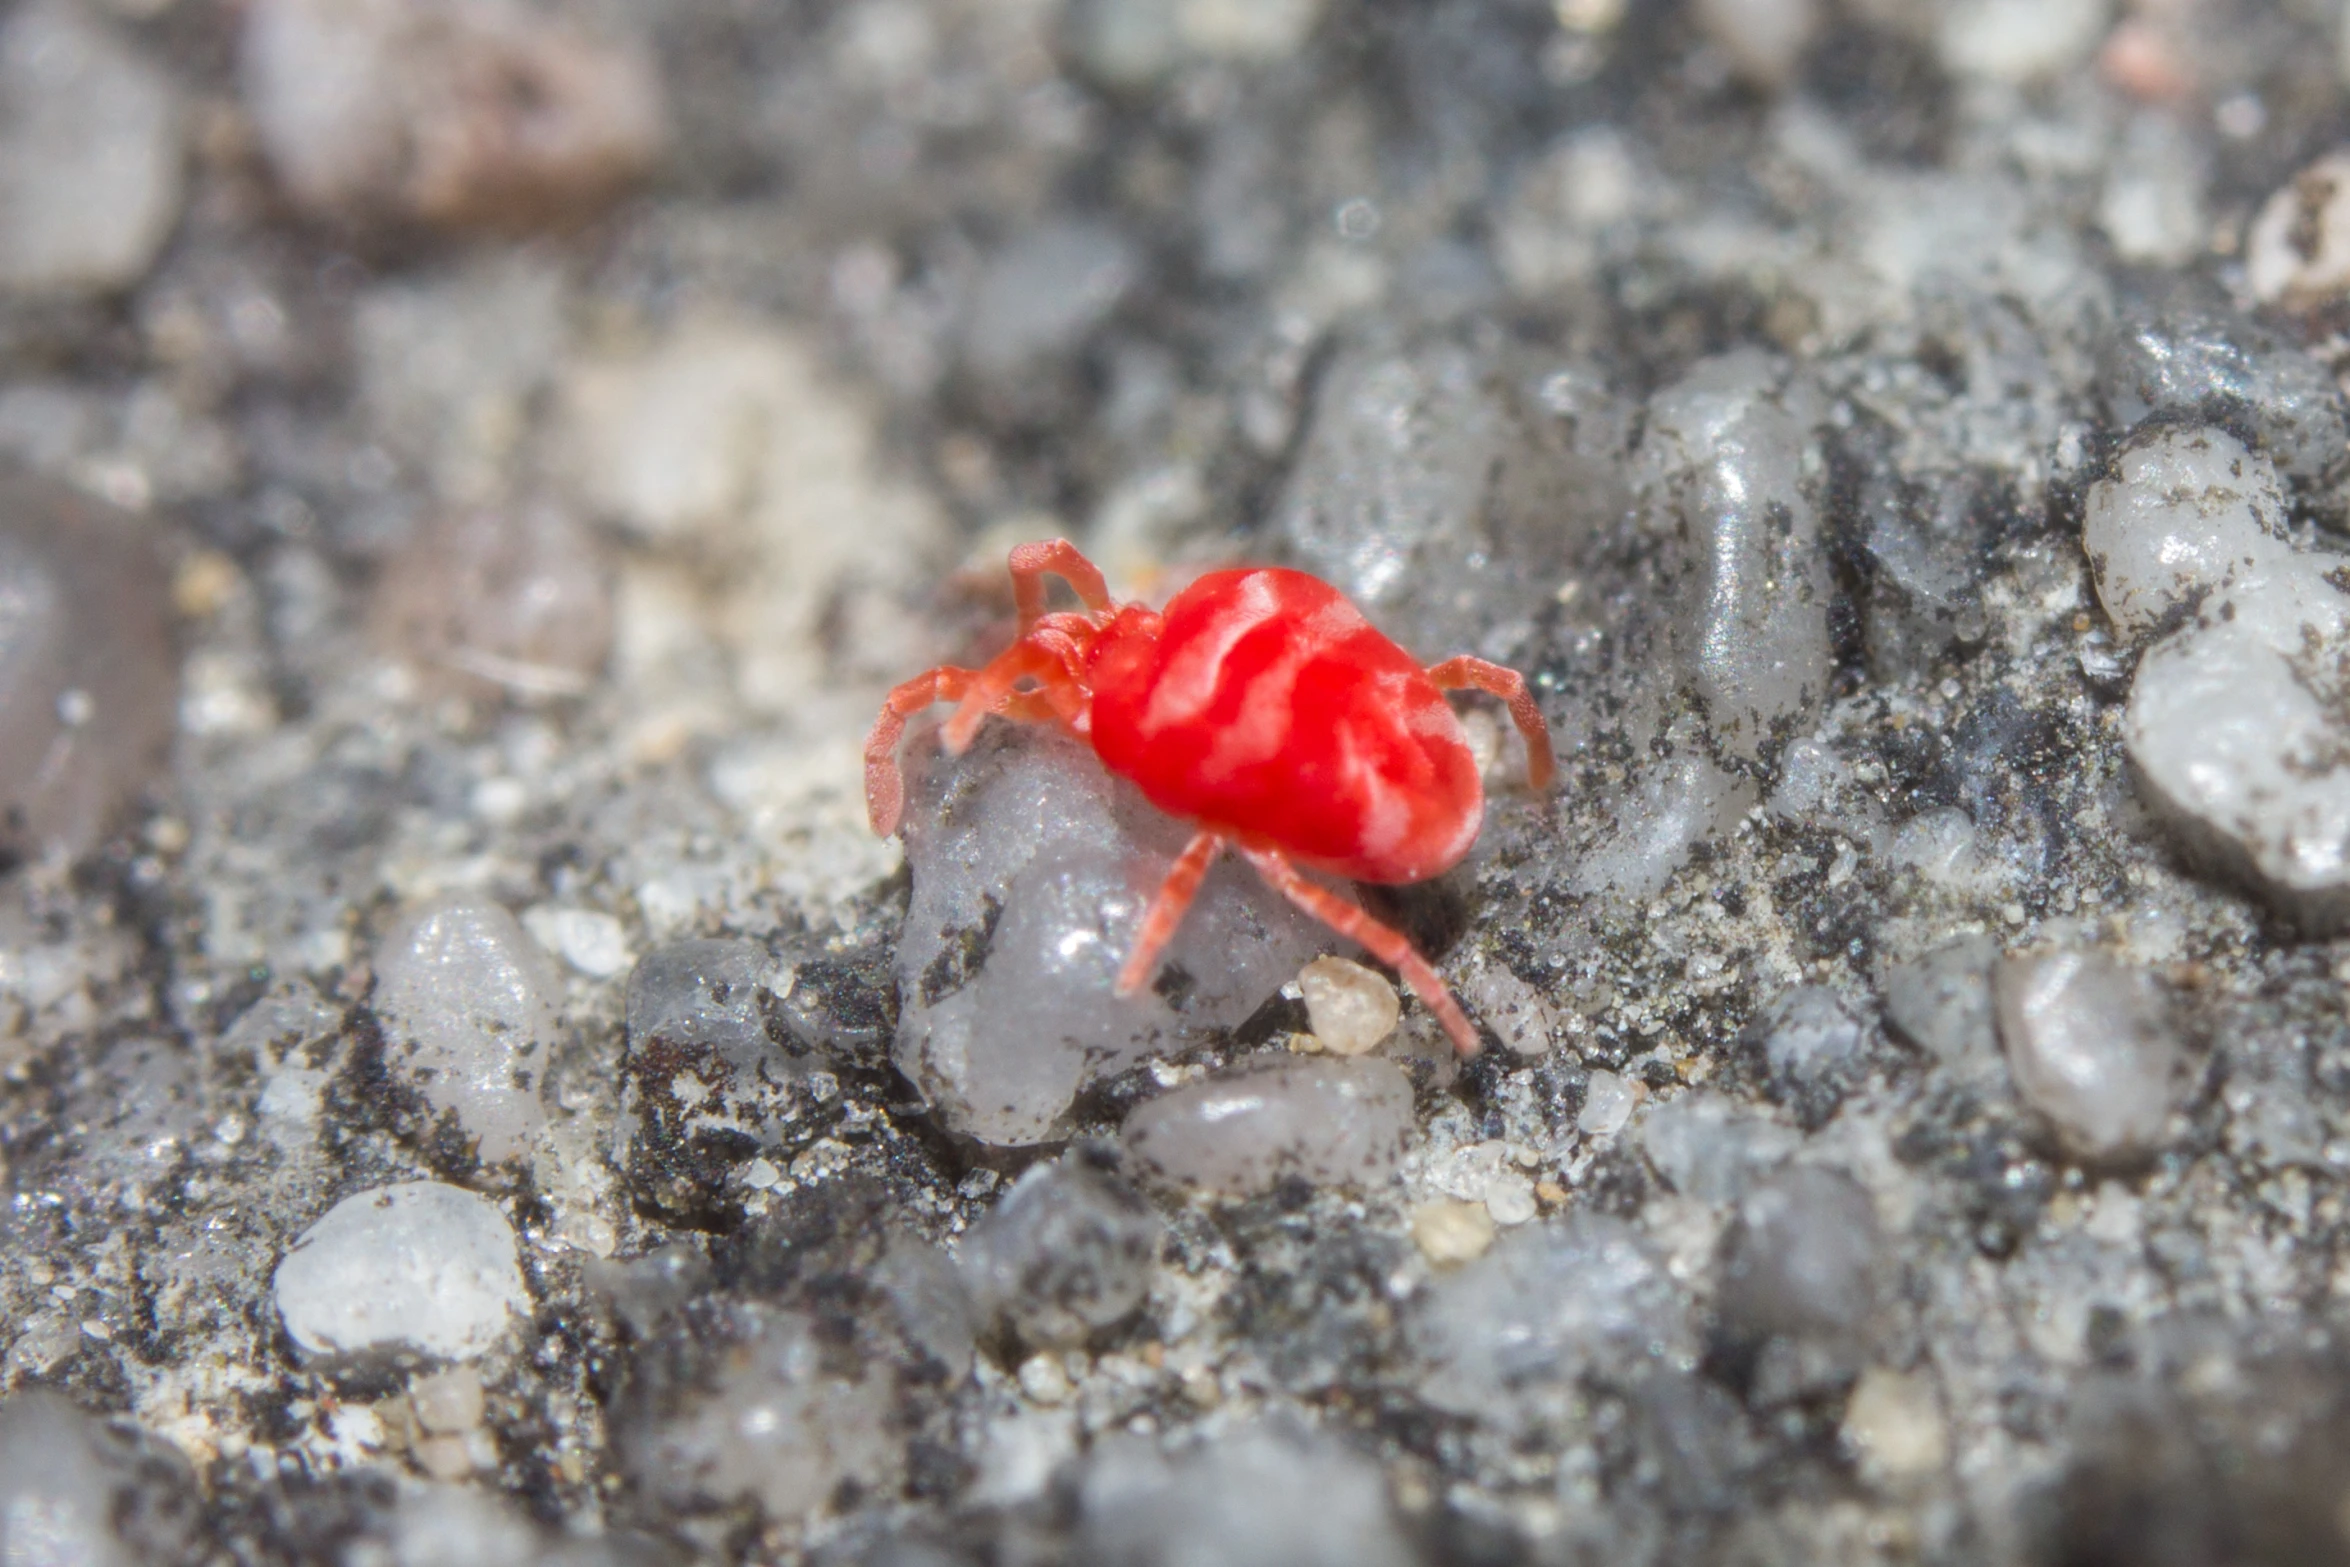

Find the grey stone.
xmin=1882 ymin=935 xmax=2004 ymax=1076
xmin=2097 ymin=284 xmax=2350 ymax=516
xmin=1638 ymin=350 xmax=1832 ymax=762
xmin=0 ymin=471 xmax=176 ymax=863
xmin=0 ymin=1392 xmax=206 ymax=1567
xmin=1742 ymin=985 xmax=1869 ymax=1129
xmin=616 ymin=1303 xmax=904 ymax=1524
xmin=1271 ymin=335 xmax=1626 ymax=656
xmin=1714 ymin=1166 xmax=1883 ymax=1403
xmin=1122 ymin=1057 xmax=1415 ymax=1196
xmin=957 ymin=1149 xmax=1160 ymax=1348
xmin=895 ymin=725 xmax=1327 ymax=1147
xmin=272 ymin=1181 xmax=529 ymax=1363
xmin=2082 ymin=427 xmax=2296 ymax=641
xmin=373 ymin=894 xmax=561 ymax=1166
xmin=2126 ymin=577 xmax=2350 ymax=936
xmin=240 ymin=0 xmax=664 ymax=233
xmin=1414 ymin=1215 xmax=1694 ymax=1432
xmin=1640 ymin=1091 xmax=1800 ymax=1205
xmin=0 ymin=4 xmax=183 ymax=295
xmin=1077 ymin=1424 xmax=1416 ymax=1567
xmin=618 ymin=938 xmax=804 ymax=1225
xmin=963 ymin=222 xmax=1139 ymax=379
xmin=1996 ymin=950 xmax=2194 ymax=1167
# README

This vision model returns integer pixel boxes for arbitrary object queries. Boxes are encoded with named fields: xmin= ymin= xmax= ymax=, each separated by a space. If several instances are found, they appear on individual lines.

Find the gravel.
xmin=271 ymin=1181 xmax=529 ymax=1363
xmin=11 ymin=0 xmax=2350 ymax=1560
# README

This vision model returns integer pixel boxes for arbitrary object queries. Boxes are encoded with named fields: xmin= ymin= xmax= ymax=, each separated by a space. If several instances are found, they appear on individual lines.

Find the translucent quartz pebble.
xmin=617 ymin=1304 xmax=903 ymax=1523
xmin=963 ymin=221 xmax=1138 ymax=380
xmin=2081 ymin=427 xmax=2296 ymax=639
xmin=0 ymin=4 xmax=183 ymax=295
xmin=373 ymin=894 xmax=561 ymax=1165
xmin=370 ymin=500 xmax=613 ymax=702
xmin=0 ymin=470 xmax=175 ymax=862
xmin=1121 ymin=1057 xmax=1414 ymax=1196
xmin=958 ymin=1150 xmax=1161 ymax=1348
xmin=2083 ymin=424 xmax=2350 ymax=932
xmin=895 ymin=725 xmax=1326 ymax=1147
xmin=2128 ymin=593 xmax=2350 ymax=934
xmin=1995 ymin=950 xmax=2192 ymax=1167
xmin=1714 ymin=1166 xmax=1883 ymax=1402
xmin=1638 ymin=350 xmax=1831 ymax=762
xmin=0 ymin=1390 xmax=203 ymax=1567
xmin=239 ymin=0 xmax=664 ymax=234
xmin=1076 ymin=1423 xmax=1416 ymax=1567
xmin=1881 ymin=934 xmax=2003 ymax=1074
xmin=273 ymin=1181 xmax=529 ymax=1363
xmin=1413 ymin=1215 xmax=1693 ymax=1432
xmin=1297 ymin=956 xmax=1399 ymax=1056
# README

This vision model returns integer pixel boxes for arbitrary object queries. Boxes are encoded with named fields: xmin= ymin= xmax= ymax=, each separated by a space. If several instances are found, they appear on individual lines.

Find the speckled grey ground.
xmin=7 ymin=0 xmax=2350 ymax=1562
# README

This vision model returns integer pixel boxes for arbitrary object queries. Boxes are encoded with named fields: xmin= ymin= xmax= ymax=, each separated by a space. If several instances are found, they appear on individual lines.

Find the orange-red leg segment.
xmin=1426 ymin=656 xmax=1556 ymax=791
xmin=866 ymin=667 xmax=1062 ymax=836
xmin=1008 ymin=539 xmax=1112 ymax=632
xmin=1237 ymin=844 xmax=1481 ymax=1058
xmin=1115 ymin=830 xmax=1226 ymax=997
xmin=941 ymin=638 xmax=1087 ymax=754
xmin=866 ymin=666 xmax=977 ymax=836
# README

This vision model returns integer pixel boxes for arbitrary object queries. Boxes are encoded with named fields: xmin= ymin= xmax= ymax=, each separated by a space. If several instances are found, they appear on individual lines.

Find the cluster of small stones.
xmin=12 ymin=0 xmax=2350 ymax=1563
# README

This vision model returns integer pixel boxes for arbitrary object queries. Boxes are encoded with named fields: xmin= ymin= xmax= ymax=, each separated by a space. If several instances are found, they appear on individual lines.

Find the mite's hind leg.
xmin=1425 ymin=655 xmax=1556 ymax=791
xmin=1237 ymin=845 xmax=1481 ymax=1058
xmin=1114 ymin=830 xmax=1226 ymax=997
xmin=1007 ymin=539 xmax=1112 ymax=632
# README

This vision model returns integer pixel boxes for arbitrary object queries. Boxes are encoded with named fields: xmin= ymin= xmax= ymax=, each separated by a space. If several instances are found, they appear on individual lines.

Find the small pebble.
xmin=1639 ymin=351 xmax=1831 ymax=763
xmin=410 ymin=1366 xmax=485 ymax=1435
xmin=522 ymin=906 xmax=632 ymax=980
xmin=372 ymin=894 xmax=561 ymax=1165
xmin=1882 ymin=935 xmax=2002 ymax=1072
xmin=1482 ymin=1174 xmax=1538 ymax=1228
xmin=1298 ymin=956 xmax=1400 ymax=1056
xmin=1077 ymin=1424 xmax=1416 ymax=1567
xmin=1692 ymin=0 xmax=1819 ymax=87
xmin=1996 ymin=950 xmax=2192 ymax=1167
xmin=1017 ymin=1353 xmax=1075 ymax=1405
xmin=0 ymin=4 xmax=184 ymax=295
xmin=370 ymin=501 xmax=613 ymax=703
xmin=1841 ymin=1367 xmax=1949 ymax=1482
xmin=2081 ymin=427 xmax=2294 ymax=641
xmin=1123 ymin=1058 xmax=1414 ymax=1196
xmin=958 ymin=1151 xmax=1161 ymax=1348
xmin=273 ymin=1182 xmax=529 ymax=1363
xmin=1411 ymin=1199 xmax=1497 ymax=1267
xmin=1715 ymin=1166 xmax=1883 ymax=1402
xmin=0 ymin=472 xmax=177 ymax=863
xmin=0 ymin=1390 xmax=200 ymax=1565
xmin=2248 ymin=149 xmax=2350 ymax=306
xmin=240 ymin=0 xmax=665 ymax=234
xmin=1936 ymin=0 xmax=2108 ymax=84
xmin=1578 ymin=1069 xmax=1636 ymax=1136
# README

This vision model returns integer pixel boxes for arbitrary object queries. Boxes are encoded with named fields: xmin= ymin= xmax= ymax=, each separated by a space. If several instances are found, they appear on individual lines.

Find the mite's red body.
xmin=865 ymin=541 xmax=1553 ymax=1057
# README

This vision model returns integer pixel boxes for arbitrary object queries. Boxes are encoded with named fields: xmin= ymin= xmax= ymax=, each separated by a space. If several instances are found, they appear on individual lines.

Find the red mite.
xmin=865 ymin=540 xmax=1554 ymax=1058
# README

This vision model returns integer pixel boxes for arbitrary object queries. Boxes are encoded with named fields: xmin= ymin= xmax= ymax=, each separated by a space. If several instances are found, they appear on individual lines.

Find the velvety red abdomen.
xmin=1086 ymin=568 xmax=1482 ymax=883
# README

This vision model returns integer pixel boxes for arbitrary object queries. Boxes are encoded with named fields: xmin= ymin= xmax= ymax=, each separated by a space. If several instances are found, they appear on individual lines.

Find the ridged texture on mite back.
xmin=1088 ymin=568 xmax=1481 ymax=883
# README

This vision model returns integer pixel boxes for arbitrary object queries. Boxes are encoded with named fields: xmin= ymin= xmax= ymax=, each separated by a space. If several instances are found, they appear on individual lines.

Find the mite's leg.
xmin=866 ymin=671 xmax=1062 ymax=836
xmin=866 ymin=666 xmax=976 ymax=836
xmin=941 ymin=639 xmax=1084 ymax=754
xmin=1115 ymin=830 xmax=1226 ymax=997
xmin=1008 ymin=539 xmax=1113 ymax=632
xmin=1237 ymin=845 xmax=1481 ymax=1058
xmin=1424 ymin=655 xmax=1556 ymax=791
